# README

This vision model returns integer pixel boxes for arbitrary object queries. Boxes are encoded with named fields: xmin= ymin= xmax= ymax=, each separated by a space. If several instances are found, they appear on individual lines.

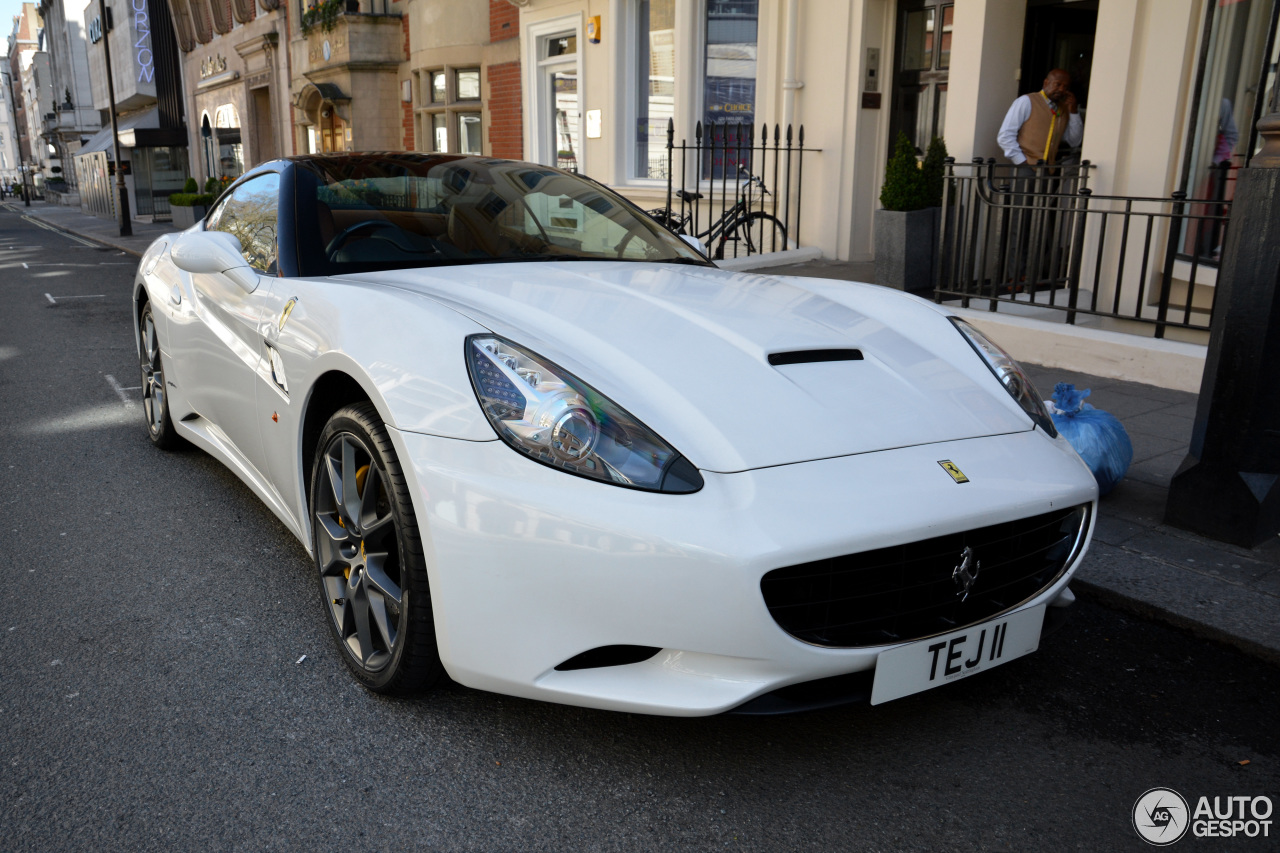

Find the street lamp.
xmin=1165 ymin=75 xmax=1280 ymax=545
xmin=1 ymin=69 xmax=31 ymax=207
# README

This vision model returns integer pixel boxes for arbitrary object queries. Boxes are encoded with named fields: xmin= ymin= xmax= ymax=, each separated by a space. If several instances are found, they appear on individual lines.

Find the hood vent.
xmin=768 ymin=349 xmax=864 ymax=366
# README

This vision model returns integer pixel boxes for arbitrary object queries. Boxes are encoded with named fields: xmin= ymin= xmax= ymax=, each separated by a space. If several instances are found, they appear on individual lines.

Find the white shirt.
xmin=997 ymin=93 xmax=1084 ymax=164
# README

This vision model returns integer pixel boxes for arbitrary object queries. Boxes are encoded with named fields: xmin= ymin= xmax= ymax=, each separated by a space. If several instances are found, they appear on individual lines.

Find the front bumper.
xmin=389 ymin=426 xmax=1097 ymax=716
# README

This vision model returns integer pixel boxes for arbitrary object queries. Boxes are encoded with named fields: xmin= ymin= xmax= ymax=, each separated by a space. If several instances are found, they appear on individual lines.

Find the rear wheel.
xmin=138 ymin=303 xmax=181 ymax=449
xmin=310 ymin=403 xmax=442 ymax=695
xmin=714 ymin=212 xmax=788 ymax=260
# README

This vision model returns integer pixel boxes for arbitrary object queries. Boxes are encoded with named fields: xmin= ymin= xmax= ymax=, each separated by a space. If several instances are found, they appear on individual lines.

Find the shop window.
xmin=1179 ymin=0 xmax=1280 ymax=264
xmin=632 ymin=0 xmax=675 ymax=180
xmin=623 ymin=1 xmax=761 ymax=181
xmin=702 ymin=0 xmax=758 ymax=179
xmin=415 ymin=66 xmax=485 ymax=155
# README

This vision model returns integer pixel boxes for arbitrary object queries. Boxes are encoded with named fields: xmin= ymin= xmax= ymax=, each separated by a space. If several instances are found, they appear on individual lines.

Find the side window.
xmin=207 ymin=173 xmax=281 ymax=273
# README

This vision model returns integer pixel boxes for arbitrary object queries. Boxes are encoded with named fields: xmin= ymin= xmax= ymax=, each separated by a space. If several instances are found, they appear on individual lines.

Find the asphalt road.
xmin=1 ymin=206 xmax=1276 ymax=851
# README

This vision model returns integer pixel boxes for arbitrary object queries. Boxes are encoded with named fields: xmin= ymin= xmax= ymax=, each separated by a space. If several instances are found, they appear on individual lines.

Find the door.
xmin=1020 ymin=0 xmax=1097 ymax=163
xmin=888 ymin=0 xmax=953 ymax=154
xmin=175 ymin=172 xmax=281 ymax=477
xmin=533 ymin=30 xmax=581 ymax=171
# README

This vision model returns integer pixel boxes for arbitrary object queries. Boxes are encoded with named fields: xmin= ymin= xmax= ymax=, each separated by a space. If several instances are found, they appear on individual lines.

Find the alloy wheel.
xmin=314 ymin=433 xmax=403 ymax=672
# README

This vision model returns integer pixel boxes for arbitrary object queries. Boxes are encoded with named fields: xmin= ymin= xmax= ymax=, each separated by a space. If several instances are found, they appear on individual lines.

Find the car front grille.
xmin=760 ymin=504 xmax=1090 ymax=648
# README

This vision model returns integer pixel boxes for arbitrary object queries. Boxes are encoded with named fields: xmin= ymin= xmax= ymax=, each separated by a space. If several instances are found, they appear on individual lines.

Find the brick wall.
xmin=487 ymin=60 xmax=522 ymax=159
xmin=489 ymin=0 xmax=518 ymax=43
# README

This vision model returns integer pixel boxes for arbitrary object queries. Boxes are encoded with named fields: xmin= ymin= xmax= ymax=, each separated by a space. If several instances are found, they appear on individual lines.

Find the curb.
xmin=2 ymin=201 xmax=146 ymax=257
xmin=1071 ymin=579 xmax=1280 ymax=667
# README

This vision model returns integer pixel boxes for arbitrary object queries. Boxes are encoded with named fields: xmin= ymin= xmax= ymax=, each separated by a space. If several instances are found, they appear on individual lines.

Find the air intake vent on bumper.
xmin=554 ymin=645 xmax=662 ymax=671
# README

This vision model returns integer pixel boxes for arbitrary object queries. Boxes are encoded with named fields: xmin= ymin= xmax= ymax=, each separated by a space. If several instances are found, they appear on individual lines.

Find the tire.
xmin=138 ymin=303 xmax=182 ymax=449
xmin=309 ymin=402 xmax=442 ymax=695
xmin=714 ymin=213 xmax=788 ymax=260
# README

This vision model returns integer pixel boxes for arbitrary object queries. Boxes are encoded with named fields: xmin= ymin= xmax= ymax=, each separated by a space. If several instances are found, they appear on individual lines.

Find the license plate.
xmin=870 ymin=605 xmax=1047 ymax=705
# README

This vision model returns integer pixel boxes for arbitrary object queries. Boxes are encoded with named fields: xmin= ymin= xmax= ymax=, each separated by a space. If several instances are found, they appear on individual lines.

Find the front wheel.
xmin=714 ymin=213 xmax=788 ymax=260
xmin=310 ymin=403 xmax=442 ymax=695
xmin=138 ymin=303 xmax=182 ymax=449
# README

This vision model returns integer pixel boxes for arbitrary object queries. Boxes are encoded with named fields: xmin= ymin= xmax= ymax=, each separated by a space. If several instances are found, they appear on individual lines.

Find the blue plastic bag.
xmin=1048 ymin=383 xmax=1133 ymax=496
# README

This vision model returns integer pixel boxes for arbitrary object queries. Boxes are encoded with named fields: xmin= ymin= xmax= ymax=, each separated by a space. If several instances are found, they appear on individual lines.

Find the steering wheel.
xmin=325 ymin=219 xmax=404 ymax=259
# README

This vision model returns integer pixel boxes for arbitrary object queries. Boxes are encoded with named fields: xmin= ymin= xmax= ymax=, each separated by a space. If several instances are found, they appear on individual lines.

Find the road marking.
xmin=23 ymin=263 xmax=28 ymax=269
xmin=21 ymin=215 xmax=100 ymax=248
xmin=45 ymin=293 xmax=106 ymax=304
xmin=44 ymin=293 xmax=54 ymax=304
xmin=105 ymin=374 xmax=138 ymax=406
xmin=25 ymin=262 xmax=132 ymax=267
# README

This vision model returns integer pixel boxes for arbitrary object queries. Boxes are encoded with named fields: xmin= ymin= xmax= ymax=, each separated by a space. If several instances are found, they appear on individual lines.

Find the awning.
xmin=76 ymin=109 xmax=187 ymax=154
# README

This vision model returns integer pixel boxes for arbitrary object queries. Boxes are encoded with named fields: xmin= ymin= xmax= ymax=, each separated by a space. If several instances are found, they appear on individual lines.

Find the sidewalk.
xmin=13 ymin=203 xmax=1280 ymax=666
xmin=2 ymin=198 xmax=175 ymax=257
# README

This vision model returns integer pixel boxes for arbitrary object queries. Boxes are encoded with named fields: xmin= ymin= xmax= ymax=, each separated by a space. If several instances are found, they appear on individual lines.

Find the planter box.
xmin=171 ymin=204 xmax=207 ymax=229
xmin=874 ymin=207 xmax=939 ymax=294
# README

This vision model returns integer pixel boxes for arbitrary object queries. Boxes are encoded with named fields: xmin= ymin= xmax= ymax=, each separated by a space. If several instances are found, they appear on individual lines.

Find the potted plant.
xmin=875 ymin=132 xmax=941 ymax=293
xmin=169 ymin=178 xmax=214 ymax=229
xmin=300 ymin=0 xmax=351 ymax=35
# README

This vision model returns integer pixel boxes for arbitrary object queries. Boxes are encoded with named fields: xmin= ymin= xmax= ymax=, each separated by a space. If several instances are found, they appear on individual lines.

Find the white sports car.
xmin=134 ymin=153 xmax=1097 ymax=716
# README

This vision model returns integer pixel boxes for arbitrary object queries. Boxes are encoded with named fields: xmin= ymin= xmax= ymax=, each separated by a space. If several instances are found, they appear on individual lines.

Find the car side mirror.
xmin=170 ymin=230 xmax=259 ymax=293
xmin=680 ymin=234 xmax=708 ymax=257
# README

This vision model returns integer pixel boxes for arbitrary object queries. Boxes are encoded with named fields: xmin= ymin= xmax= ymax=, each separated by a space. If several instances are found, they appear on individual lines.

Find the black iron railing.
xmin=935 ymin=159 xmax=1232 ymax=338
xmin=650 ymin=118 xmax=819 ymax=260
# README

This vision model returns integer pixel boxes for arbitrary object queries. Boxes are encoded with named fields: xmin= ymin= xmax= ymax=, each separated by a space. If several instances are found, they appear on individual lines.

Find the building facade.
xmin=167 ymin=0 xmax=292 ymax=185
xmin=5 ymin=3 xmax=41 ymax=191
xmin=36 ymin=0 xmax=102 ymax=199
xmin=76 ymin=0 xmax=189 ymax=221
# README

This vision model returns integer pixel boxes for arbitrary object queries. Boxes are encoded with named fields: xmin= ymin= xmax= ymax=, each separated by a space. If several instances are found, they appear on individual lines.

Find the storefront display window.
xmin=1180 ymin=0 xmax=1280 ymax=263
xmin=703 ymin=0 xmax=758 ymax=179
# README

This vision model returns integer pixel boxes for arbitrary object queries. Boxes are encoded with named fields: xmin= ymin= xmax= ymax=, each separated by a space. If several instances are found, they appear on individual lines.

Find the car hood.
xmin=344 ymin=262 xmax=1033 ymax=473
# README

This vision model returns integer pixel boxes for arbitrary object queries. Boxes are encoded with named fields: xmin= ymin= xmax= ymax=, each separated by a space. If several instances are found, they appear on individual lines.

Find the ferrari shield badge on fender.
xmin=938 ymin=460 xmax=969 ymax=483
xmin=278 ymin=298 xmax=298 ymax=331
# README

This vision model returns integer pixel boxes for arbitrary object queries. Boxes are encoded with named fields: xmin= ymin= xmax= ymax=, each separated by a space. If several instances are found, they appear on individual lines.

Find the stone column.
xmin=1164 ymin=95 xmax=1280 ymax=547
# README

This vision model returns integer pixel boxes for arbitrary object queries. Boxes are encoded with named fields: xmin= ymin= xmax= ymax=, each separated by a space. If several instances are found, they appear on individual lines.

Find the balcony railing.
xmin=935 ymin=159 xmax=1231 ymax=338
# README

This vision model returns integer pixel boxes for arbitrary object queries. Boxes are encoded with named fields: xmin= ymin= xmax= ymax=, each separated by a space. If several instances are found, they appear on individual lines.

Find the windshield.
xmin=292 ymin=154 xmax=708 ymax=275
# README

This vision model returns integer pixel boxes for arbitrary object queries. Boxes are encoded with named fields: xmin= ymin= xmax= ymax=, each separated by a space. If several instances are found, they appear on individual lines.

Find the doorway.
xmin=1020 ymin=0 xmax=1098 ymax=161
xmin=887 ymin=0 xmax=953 ymax=154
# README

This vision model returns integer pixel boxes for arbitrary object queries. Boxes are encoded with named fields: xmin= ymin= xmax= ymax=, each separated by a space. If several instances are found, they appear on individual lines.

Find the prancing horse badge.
xmin=938 ymin=460 xmax=970 ymax=484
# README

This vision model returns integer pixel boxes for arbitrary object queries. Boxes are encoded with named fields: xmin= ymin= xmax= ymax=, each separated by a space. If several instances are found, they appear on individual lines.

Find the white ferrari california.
xmin=133 ymin=153 xmax=1097 ymax=715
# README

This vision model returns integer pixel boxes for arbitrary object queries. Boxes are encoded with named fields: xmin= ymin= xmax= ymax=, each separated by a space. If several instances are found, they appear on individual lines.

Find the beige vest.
xmin=1016 ymin=93 xmax=1068 ymax=165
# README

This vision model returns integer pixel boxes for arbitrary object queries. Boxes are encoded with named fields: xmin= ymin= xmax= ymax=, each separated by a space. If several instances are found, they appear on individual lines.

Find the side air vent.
xmin=554 ymin=645 xmax=662 ymax=671
xmin=768 ymin=349 xmax=864 ymax=366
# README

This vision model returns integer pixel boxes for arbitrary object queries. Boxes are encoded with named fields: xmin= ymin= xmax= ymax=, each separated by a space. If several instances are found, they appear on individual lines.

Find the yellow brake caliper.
xmin=340 ymin=464 xmax=371 ymax=581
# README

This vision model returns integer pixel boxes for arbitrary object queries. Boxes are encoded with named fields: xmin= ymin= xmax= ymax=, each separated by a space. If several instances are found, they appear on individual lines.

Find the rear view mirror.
xmin=171 ymin=231 xmax=258 ymax=293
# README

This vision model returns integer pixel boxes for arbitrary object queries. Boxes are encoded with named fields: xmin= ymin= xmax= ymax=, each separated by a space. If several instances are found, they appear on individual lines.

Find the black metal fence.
xmin=935 ymin=158 xmax=1232 ymax=338
xmin=651 ymin=118 xmax=819 ymax=260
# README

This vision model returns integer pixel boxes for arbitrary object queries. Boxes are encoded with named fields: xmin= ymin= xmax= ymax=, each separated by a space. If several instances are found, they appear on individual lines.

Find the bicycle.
xmin=647 ymin=167 xmax=788 ymax=260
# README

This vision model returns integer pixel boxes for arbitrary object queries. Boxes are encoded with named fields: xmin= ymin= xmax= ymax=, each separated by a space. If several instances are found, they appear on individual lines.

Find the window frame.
xmin=414 ymin=65 xmax=485 ymax=154
xmin=525 ymin=15 xmax=585 ymax=171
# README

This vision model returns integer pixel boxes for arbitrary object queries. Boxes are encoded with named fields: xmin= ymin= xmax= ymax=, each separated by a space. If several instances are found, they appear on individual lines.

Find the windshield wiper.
xmin=653 ymin=257 xmax=714 ymax=266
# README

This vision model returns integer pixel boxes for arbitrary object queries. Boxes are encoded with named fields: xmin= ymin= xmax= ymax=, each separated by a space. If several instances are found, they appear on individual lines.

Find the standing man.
xmin=998 ymin=69 xmax=1084 ymax=170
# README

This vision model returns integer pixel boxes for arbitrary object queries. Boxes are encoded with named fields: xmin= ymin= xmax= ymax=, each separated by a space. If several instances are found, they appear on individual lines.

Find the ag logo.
xmin=1133 ymin=788 xmax=1190 ymax=845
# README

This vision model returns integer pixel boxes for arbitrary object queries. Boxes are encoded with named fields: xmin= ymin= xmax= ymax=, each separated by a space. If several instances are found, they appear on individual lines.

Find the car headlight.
xmin=465 ymin=335 xmax=703 ymax=493
xmin=950 ymin=318 xmax=1058 ymax=438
